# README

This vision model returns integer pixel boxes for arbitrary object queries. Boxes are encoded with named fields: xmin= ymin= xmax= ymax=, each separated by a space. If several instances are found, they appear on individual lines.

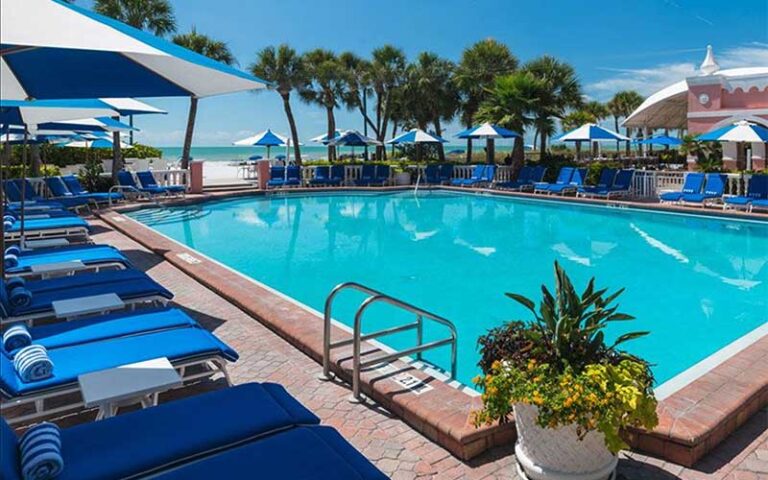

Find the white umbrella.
xmin=554 ymin=123 xmax=628 ymax=159
xmin=698 ymin=121 xmax=768 ymax=171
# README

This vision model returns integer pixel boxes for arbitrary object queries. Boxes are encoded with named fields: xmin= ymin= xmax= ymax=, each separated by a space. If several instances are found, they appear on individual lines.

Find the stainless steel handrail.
xmin=320 ymin=282 xmax=458 ymax=402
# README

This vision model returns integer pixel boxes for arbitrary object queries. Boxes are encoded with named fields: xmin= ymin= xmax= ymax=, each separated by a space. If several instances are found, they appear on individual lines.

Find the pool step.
xmin=203 ymin=182 xmax=259 ymax=193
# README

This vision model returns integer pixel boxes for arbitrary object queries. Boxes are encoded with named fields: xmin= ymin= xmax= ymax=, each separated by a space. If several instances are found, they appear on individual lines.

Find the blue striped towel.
xmin=3 ymin=324 xmax=32 ymax=353
xmin=6 ymin=277 xmax=26 ymax=292
xmin=4 ymin=253 xmax=19 ymax=269
xmin=9 ymin=286 xmax=32 ymax=308
xmin=14 ymin=345 xmax=54 ymax=383
xmin=19 ymin=422 xmax=64 ymax=480
xmin=5 ymin=246 xmax=22 ymax=257
xmin=3 ymin=219 xmax=13 ymax=230
xmin=3 ymin=215 xmax=16 ymax=224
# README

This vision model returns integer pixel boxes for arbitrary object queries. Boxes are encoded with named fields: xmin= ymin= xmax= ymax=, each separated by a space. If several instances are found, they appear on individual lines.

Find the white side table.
xmin=30 ymin=260 xmax=86 ymax=279
xmin=52 ymin=293 xmax=125 ymax=320
xmin=78 ymin=357 xmax=182 ymax=420
xmin=23 ymin=238 xmax=71 ymax=249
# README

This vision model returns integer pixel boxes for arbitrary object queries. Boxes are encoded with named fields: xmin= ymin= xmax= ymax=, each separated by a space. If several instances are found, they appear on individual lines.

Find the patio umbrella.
xmin=457 ymin=122 xmax=521 ymax=163
xmin=310 ymin=130 xmax=348 ymax=144
xmin=32 ymin=116 xmax=138 ymax=133
xmin=387 ymin=129 xmax=447 ymax=162
xmin=233 ymin=129 xmax=288 ymax=160
xmin=328 ymin=130 xmax=382 ymax=159
xmin=60 ymin=133 xmax=131 ymax=149
xmin=697 ymin=121 xmax=768 ymax=170
xmin=1 ymin=0 xmax=269 ymax=100
xmin=633 ymin=135 xmax=683 ymax=146
xmin=554 ymin=123 xmax=628 ymax=160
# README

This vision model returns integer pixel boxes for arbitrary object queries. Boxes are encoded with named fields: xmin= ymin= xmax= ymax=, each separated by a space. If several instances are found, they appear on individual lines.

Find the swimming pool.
xmin=127 ymin=191 xmax=768 ymax=392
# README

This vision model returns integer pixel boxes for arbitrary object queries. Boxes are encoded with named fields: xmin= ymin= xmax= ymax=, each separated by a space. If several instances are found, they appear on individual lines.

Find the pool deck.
xmin=96 ymin=186 xmax=768 ymax=472
xmin=43 ymin=213 xmax=760 ymax=479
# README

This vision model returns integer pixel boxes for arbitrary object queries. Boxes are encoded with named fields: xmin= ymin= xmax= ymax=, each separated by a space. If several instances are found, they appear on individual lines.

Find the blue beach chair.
xmin=115 ymin=171 xmax=166 ymax=200
xmin=136 ymin=171 xmax=186 ymax=196
xmin=329 ymin=164 xmax=345 ymax=185
xmin=451 ymin=165 xmax=485 ymax=187
xmin=580 ymin=169 xmax=634 ymax=199
xmin=422 ymin=165 xmax=441 ymax=184
xmin=61 ymin=175 xmax=124 ymax=205
xmin=354 ymin=164 xmax=376 ymax=186
xmin=3 ymin=213 xmax=90 ymax=243
xmin=579 ymin=169 xmax=617 ymax=196
xmin=659 ymin=172 xmax=705 ymax=203
xmin=724 ymin=175 xmax=768 ymax=211
xmin=309 ymin=166 xmax=331 ymax=186
xmin=284 ymin=166 xmax=302 ymax=187
xmin=439 ymin=164 xmax=454 ymax=183
xmin=496 ymin=166 xmax=532 ymax=190
xmin=373 ymin=165 xmax=391 ymax=185
xmin=7 ymin=179 xmax=84 ymax=211
xmin=43 ymin=177 xmax=96 ymax=211
xmin=680 ymin=173 xmax=727 ymax=205
xmin=0 ymin=327 xmax=238 ymax=425
xmin=266 ymin=166 xmax=286 ymax=188
xmin=4 ymin=244 xmax=130 ymax=276
xmin=534 ymin=167 xmax=574 ymax=194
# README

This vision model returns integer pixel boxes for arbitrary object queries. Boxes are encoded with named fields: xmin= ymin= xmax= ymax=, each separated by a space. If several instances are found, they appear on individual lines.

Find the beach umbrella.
xmin=248 ymin=155 xmax=263 ymax=161
xmin=633 ymin=135 xmax=683 ymax=146
xmin=233 ymin=129 xmax=288 ymax=159
xmin=60 ymin=133 xmax=130 ymax=149
xmin=456 ymin=122 xmax=521 ymax=163
xmin=310 ymin=130 xmax=348 ymax=144
xmin=554 ymin=123 xmax=629 ymax=160
xmin=328 ymin=130 xmax=381 ymax=159
xmin=1 ymin=0 xmax=269 ymax=100
xmin=697 ymin=121 xmax=768 ymax=170
xmin=33 ymin=116 xmax=138 ymax=133
xmin=387 ymin=129 xmax=447 ymax=161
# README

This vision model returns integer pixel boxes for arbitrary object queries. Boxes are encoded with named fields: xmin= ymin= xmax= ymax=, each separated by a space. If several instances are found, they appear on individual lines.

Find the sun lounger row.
xmin=1 ymin=383 xmax=386 ymax=479
xmin=724 ymin=174 xmax=768 ymax=211
xmin=115 ymin=170 xmax=187 ymax=201
xmin=306 ymin=164 xmax=393 ymax=187
xmin=451 ymin=164 xmax=496 ymax=187
xmin=422 ymin=164 xmax=454 ymax=185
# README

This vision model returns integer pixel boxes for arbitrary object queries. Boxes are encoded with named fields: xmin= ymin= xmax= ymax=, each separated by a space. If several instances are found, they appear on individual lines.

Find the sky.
xmin=82 ymin=0 xmax=768 ymax=146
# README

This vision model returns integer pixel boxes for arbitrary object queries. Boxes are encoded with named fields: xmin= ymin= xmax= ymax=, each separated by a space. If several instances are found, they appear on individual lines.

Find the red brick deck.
xmin=31 ymin=214 xmax=765 ymax=479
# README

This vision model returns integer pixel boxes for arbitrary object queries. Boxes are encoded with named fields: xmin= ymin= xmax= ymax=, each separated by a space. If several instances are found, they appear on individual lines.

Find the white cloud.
xmin=587 ymin=43 xmax=768 ymax=100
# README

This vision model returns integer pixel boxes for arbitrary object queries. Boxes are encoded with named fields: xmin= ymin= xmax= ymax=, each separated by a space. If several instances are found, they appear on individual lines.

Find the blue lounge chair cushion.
xmin=0 ymin=327 xmax=237 ymax=396
xmin=22 ymin=307 xmax=197 ymax=352
xmin=137 ymin=171 xmax=186 ymax=194
xmin=63 ymin=176 xmax=125 ymax=203
xmin=30 ymin=383 xmax=318 ymax=480
xmin=681 ymin=174 xmax=726 ymax=203
xmin=0 ymin=419 xmax=21 ymax=480
xmin=44 ymin=177 xmax=74 ymax=198
xmin=751 ymin=199 xmax=768 ymax=209
xmin=5 ymin=245 xmax=130 ymax=274
xmin=535 ymin=167 xmax=573 ymax=190
xmin=0 ymin=275 xmax=172 ymax=319
xmin=154 ymin=427 xmax=387 ymax=480
xmin=2 ymin=216 xmax=89 ymax=233
xmin=14 ymin=269 xmax=156 ymax=295
xmin=659 ymin=191 xmax=684 ymax=202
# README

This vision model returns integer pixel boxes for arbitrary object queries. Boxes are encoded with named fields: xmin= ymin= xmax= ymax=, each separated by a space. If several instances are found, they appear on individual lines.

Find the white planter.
xmin=393 ymin=172 xmax=411 ymax=185
xmin=514 ymin=404 xmax=617 ymax=480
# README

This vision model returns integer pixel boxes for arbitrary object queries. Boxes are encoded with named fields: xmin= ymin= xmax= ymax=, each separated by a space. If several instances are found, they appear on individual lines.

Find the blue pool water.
xmin=127 ymin=191 xmax=768 ymax=388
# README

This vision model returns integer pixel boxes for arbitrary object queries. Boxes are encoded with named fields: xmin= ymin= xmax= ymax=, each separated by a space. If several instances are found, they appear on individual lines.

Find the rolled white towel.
xmin=19 ymin=422 xmax=64 ymax=480
xmin=14 ymin=345 xmax=54 ymax=383
xmin=3 ymin=324 xmax=32 ymax=353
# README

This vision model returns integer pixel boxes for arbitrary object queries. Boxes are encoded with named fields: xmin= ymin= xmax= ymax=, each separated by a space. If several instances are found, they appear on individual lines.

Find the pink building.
xmin=624 ymin=46 xmax=768 ymax=171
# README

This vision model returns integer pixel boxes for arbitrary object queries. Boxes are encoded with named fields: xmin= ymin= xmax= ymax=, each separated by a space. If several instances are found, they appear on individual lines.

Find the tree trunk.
xmin=465 ymin=137 xmax=473 ymax=164
xmin=30 ymin=144 xmax=42 ymax=177
xmin=326 ymin=107 xmax=336 ymax=162
xmin=575 ymin=141 xmax=582 ymax=161
xmin=538 ymin=129 xmax=547 ymax=159
xmin=181 ymin=96 xmax=198 ymax=170
xmin=625 ymin=127 xmax=632 ymax=156
xmin=511 ymin=137 xmax=524 ymax=171
xmin=486 ymin=138 xmax=495 ymax=164
xmin=282 ymin=94 xmax=302 ymax=166
xmin=390 ymin=122 xmax=398 ymax=158
xmin=435 ymin=119 xmax=446 ymax=162
xmin=111 ymin=121 xmax=123 ymax=182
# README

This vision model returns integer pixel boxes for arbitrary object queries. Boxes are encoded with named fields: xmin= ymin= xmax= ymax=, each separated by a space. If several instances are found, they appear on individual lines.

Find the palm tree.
xmin=250 ymin=45 xmax=306 ymax=165
xmin=172 ymin=28 xmax=236 ymax=170
xmin=455 ymin=40 xmax=518 ymax=163
xmin=369 ymin=46 xmax=407 ymax=159
xmin=299 ymin=49 xmax=344 ymax=162
xmin=93 ymin=0 xmax=176 ymax=180
xmin=477 ymin=72 xmax=544 ymax=168
xmin=522 ymin=56 xmax=582 ymax=156
xmin=93 ymin=0 xmax=176 ymax=36
xmin=338 ymin=53 xmax=375 ymax=138
xmin=607 ymin=90 xmax=644 ymax=155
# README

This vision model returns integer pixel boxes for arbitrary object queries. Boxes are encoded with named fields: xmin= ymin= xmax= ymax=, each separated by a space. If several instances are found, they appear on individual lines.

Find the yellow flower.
xmin=472 ymin=375 xmax=483 ymax=385
xmin=491 ymin=360 xmax=502 ymax=371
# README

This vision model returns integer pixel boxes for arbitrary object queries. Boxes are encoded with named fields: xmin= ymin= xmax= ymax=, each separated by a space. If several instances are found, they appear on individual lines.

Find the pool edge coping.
xmin=101 ymin=190 xmax=768 ymax=467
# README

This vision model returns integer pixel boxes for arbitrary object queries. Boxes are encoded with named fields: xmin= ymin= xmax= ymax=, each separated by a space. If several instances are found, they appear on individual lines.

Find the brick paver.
xmin=48 ymin=215 xmax=768 ymax=479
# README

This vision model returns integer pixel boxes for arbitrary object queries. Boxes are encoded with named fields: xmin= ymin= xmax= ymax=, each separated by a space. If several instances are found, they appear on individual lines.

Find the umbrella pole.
xmin=1 ymin=129 xmax=7 ymax=277
xmin=20 ymin=128 xmax=28 ymax=242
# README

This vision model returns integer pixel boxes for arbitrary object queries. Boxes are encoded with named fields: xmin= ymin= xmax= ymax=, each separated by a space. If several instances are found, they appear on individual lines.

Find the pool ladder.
xmin=320 ymin=282 xmax=458 ymax=402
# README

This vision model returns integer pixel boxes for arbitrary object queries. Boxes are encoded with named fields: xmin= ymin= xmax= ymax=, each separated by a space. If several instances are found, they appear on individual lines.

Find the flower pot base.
xmin=515 ymin=442 xmax=617 ymax=480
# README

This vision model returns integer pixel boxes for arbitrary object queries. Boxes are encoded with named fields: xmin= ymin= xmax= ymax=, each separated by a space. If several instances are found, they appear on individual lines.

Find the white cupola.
xmin=700 ymin=45 xmax=720 ymax=75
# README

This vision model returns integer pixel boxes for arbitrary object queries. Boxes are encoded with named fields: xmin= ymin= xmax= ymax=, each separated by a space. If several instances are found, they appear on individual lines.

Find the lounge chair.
xmin=659 ymin=172 xmax=705 ymax=203
xmin=136 ymin=171 xmax=186 ymax=196
xmin=309 ymin=166 xmax=331 ymax=186
xmin=266 ymin=166 xmax=286 ymax=188
xmin=423 ymin=165 xmax=441 ymax=185
xmin=580 ymin=169 xmax=634 ymax=199
xmin=451 ymin=164 xmax=486 ymax=187
xmin=680 ymin=173 xmax=727 ymax=205
xmin=43 ymin=177 xmax=97 ymax=211
xmin=3 ymin=180 xmax=70 ymax=211
xmin=373 ymin=165 xmax=391 ymax=185
xmin=496 ymin=166 xmax=532 ymax=190
xmin=534 ymin=167 xmax=574 ymax=194
xmin=284 ymin=166 xmax=301 ymax=187
xmin=113 ymin=171 xmax=164 ymax=201
xmin=0 ymin=327 xmax=238 ymax=425
xmin=329 ymin=164 xmax=346 ymax=185
xmin=61 ymin=175 xmax=124 ymax=205
xmin=439 ymin=164 xmax=454 ymax=183
xmin=0 ymin=270 xmax=173 ymax=326
xmin=536 ymin=167 xmax=585 ymax=195
xmin=724 ymin=175 xmax=768 ymax=211
xmin=751 ymin=198 xmax=768 ymax=211
xmin=3 ymin=213 xmax=90 ymax=243
xmin=0 ymin=383 xmax=386 ymax=479
xmin=578 ymin=169 xmax=616 ymax=196
xmin=4 ymin=244 xmax=130 ymax=277
xmin=354 ymin=164 xmax=376 ymax=186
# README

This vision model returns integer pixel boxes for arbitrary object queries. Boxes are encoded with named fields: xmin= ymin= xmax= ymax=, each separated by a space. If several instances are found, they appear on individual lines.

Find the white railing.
xmin=149 ymin=169 xmax=189 ymax=187
xmin=630 ymin=171 xmax=749 ymax=199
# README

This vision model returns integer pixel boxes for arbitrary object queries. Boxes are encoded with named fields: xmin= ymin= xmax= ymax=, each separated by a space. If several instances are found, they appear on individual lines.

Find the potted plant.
xmin=392 ymin=164 xmax=412 ymax=186
xmin=474 ymin=262 xmax=658 ymax=480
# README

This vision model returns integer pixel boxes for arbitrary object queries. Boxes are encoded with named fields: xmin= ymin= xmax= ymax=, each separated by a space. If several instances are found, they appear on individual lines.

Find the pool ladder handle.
xmin=319 ymin=281 xmax=458 ymax=403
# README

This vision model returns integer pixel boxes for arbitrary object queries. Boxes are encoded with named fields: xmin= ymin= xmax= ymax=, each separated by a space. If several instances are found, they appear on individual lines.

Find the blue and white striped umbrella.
xmin=310 ymin=129 xmax=348 ymax=144
xmin=632 ymin=135 xmax=683 ymax=146
xmin=387 ymin=129 xmax=447 ymax=144
xmin=554 ymin=124 xmax=629 ymax=142
xmin=456 ymin=122 xmax=521 ymax=139
xmin=0 ymin=99 xmax=117 ymax=128
xmin=36 ymin=116 xmax=137 ymax=133
xmin=328 ymin=130 xmax=382 ymax=147
xmin=60 ymin=133 xmax=130 ymax=149
xmin=233 ymin=129 xmax=288 ymax=147
xmin=697 ymin=121 xmax=768 ymax=143
xmin=1 ymin=0 xmax=268 ymax=100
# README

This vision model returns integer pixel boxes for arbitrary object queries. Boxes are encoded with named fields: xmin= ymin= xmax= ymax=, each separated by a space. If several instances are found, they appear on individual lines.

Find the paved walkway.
xmin=75 ymin=216 xmax=767 ymax=479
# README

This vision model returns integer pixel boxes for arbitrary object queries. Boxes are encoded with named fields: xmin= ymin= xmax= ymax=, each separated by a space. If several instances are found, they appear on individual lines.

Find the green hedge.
xmin=6 ymin=143 xmax=162 ymax=167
